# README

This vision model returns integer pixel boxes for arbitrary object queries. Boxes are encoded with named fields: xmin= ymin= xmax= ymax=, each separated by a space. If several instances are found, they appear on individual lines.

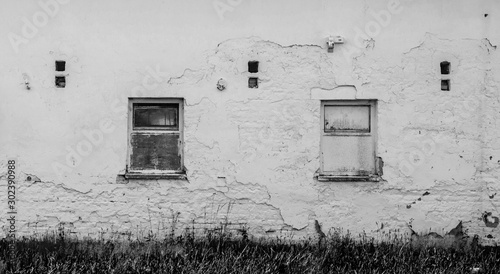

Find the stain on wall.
xmin=483 ymin=212 xmax=499 ymax=228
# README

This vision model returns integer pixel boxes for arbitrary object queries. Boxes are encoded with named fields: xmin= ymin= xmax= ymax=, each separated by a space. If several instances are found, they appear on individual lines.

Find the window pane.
xmin=133 ymin=104 xmax=178 ymax=129
xmin=324 ymin=105 xmax=370 ymax=132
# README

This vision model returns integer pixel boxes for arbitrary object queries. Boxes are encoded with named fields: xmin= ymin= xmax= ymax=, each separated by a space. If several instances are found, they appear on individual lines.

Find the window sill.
xmin=315 ymin=174 xmax=381 ymax=182
xmin=124 ymin=172 xmax=187 ymax=180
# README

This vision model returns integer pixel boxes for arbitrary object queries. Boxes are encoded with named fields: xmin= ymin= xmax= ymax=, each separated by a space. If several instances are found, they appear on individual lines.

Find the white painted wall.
xmin=1 ymin=0 xmax=500 ymax=243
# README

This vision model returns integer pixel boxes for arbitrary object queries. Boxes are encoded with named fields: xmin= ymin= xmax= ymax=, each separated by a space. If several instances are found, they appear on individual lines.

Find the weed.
xmin=0 ymin=228 xmax=499 ymax=273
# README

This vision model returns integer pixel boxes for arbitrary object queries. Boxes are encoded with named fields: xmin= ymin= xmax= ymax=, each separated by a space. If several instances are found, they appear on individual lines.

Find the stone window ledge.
xmin=315 ymin=174 xmax=381 ymax=182
xmin=124 ymin=172 xmax=187 ymax=180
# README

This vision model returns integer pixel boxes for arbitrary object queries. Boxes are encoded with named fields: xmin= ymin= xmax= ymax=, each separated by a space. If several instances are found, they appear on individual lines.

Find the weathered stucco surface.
xmin=1 ymin=0 xmax=500 ymax=244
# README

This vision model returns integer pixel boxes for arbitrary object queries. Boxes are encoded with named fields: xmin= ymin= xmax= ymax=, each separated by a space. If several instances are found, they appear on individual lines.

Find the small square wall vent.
xmin=440 ymin=61 xmax=450 ymax=75
xmin=441 ymin=80 xmax=450 ymax=91
xmin=56 ymin=60 xmax=66 ymax=72
xmin=248 ymin=77 xmax=258 ymax=88
xmin=55 ymin=76 xmax=66 ymax=88
xmin=248 ymin=61 xmax=259 ymax=73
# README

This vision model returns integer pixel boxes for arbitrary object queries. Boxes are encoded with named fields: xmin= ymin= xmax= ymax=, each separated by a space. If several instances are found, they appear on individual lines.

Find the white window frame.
xmin=125 ymin=97 xmax=185 ymax=179
xmin=317 ymin=100 xmax=381 ymax=182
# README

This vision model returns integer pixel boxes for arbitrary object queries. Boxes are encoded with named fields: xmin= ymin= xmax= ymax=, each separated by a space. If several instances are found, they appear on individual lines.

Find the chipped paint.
xmin=446 ymin=221 xmax=464 ymax=238
xmin=483 ymin=212 xmax=500 ymax=228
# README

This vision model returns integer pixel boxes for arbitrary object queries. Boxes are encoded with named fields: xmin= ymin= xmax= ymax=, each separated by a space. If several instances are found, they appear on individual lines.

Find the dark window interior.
xmin=133 ymin=103 xmax=179 ymax=129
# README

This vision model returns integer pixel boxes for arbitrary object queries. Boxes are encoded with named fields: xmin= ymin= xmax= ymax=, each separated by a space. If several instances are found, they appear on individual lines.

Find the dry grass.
xmin=0 ymin=229 xmax=498 ymax=273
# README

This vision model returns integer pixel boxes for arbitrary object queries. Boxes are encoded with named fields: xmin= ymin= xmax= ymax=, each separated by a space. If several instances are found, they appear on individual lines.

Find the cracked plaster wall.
xmin=1 ymin=0 xmax=500 ymax=244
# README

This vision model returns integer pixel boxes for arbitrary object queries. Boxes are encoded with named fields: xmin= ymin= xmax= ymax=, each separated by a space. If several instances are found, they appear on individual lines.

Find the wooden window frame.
xmin=317 ymin=100 xmax=381 ymax=182
xmin=125 ymin=98 xmax=186 ymax=179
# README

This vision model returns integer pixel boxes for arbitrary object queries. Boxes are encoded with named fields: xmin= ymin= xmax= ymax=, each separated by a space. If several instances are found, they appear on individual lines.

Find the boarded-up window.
xmin=320 ymin=100 xmax=377 ymax=177
xmin=128 ymin=98 xmax=184 ymax=175
xmin=130 ymin=133 xmax=181 ymax=171
xmin=324 ymin=105 xmax=370 ymax=132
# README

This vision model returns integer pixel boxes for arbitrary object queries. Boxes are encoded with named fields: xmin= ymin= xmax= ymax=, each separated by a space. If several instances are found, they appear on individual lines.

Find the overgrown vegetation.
xmin=0 ymin=229 xmax=499 ymax=273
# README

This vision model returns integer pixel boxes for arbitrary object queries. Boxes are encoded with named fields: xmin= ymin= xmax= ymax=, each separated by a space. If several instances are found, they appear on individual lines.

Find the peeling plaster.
xmin=1 ymin=23 xmax=500 ymax=242
xmin=483 ymin=212 xmax=499 ymax=228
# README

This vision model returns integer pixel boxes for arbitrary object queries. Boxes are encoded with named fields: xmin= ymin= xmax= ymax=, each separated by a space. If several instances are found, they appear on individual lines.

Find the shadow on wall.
xmin=407 ymin=221 xmax=473 ymax=247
